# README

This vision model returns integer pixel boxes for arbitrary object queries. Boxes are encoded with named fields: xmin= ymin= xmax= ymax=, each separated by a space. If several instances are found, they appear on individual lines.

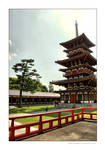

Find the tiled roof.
xmin=9 ymin=90 xmax=60 ymax=98
xmin=60 ymin=33 xmax=95 ymax=49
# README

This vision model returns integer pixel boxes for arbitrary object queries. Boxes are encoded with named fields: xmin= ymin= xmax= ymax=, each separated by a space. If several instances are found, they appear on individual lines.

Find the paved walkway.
xmin=23 ymin=120 xmax=97 ymax=141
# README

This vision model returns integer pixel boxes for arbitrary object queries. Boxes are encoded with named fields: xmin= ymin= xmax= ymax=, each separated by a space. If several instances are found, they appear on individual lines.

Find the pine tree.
xmin=12 ymin=59 xmax=41 ymax=107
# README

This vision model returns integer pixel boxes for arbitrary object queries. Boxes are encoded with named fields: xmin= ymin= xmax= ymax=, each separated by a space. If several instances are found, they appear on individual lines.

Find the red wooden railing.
xmin=9 ymin=107 xmax=97 ymax=141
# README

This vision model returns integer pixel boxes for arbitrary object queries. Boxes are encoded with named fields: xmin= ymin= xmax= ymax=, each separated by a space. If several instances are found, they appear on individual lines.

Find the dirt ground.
xmin=23 ymin=120 xmax=97 ymax=141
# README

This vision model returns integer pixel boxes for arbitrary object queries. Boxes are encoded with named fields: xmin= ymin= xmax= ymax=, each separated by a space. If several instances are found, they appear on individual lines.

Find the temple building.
xmin=9 ymin=90 xmax=60 ymax=105
xmin=51 ymin=21 xmax=97 ymax=104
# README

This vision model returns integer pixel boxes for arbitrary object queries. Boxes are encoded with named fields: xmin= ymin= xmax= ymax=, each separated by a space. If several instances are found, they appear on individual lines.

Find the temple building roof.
xmin=9 ymin=90 xmax=60 ymax=98
xmin=60 ymin=33 xmax=95 ymax=49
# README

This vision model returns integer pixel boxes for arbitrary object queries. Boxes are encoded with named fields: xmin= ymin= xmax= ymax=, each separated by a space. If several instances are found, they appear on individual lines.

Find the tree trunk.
xmin=18 ymin=89 xmax=22 ymax=108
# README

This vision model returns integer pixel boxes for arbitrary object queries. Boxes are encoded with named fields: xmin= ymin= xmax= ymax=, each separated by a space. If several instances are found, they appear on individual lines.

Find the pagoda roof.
xmin=64 ymin=43 xmax=92 ymax=53
xmin=59 ymin=64 xmax=97 ymax=72
xmin=56 ymin=53 xmax=97 ymax=67
xmin=51 ymin=74 xmax=96 ymax=86
xmin=60 ymin=33 xmax=95 ymax=49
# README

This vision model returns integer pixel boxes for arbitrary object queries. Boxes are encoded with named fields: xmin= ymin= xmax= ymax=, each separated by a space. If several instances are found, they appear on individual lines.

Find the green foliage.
xmin=12 ymin=59 xmax=41 ymax=91
xmin=9 ymin=77 xmax=48 ymax=92
xmin=9 ymin=77 xmax=20 ymax=90
xmin=41 ymin=85 xmax=48 ymax=92
xmin=12 ymin=59 xmax=39 ymax=91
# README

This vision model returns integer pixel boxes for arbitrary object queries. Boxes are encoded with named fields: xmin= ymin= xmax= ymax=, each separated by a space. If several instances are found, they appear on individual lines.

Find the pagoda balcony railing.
xmin=63 ymin=69 xmax=93 ymax=77
xmin=68 ymin=85 xmax=89 ymax=90
xmin=61 ymin=64 xmax=97 ymax=72
xmin=67 ymin=48 xmax=89 ymax=58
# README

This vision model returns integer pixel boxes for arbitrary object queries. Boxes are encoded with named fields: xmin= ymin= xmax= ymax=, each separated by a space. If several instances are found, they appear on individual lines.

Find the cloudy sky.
xmin=9 ymin=9 xmax=96 ymax=90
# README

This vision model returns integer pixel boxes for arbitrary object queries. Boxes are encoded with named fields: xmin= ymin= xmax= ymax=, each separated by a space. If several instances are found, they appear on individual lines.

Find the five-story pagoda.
xmin=51 ymin=21 xmax=97 ymax=104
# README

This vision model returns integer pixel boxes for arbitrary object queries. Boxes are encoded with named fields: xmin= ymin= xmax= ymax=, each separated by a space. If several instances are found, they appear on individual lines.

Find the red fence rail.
xmin=9 ymin=107 xmax=97 ymax=141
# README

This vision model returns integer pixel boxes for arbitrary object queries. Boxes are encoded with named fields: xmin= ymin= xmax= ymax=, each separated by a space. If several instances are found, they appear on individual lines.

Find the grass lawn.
xmin=15 ymin=115 xmax=55 ymax=129
xmin=9 ymin=105 xmax=96 ymax=115
xmin=15 ymin=114 xmax=70 ymax=129
xmin=9 ymin=105 xmax=54 ymax=114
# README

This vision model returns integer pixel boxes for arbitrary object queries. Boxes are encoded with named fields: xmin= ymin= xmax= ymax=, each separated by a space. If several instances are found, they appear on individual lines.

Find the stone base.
xmin=56 ymin=103 xmax=97 ymax=109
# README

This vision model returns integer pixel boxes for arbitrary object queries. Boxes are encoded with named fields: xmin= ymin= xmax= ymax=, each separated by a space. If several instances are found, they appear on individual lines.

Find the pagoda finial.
xmin=75 ymin=20 xmax=78 ymax=37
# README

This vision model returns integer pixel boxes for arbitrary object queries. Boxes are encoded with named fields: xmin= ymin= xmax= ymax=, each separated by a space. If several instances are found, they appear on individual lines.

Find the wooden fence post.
xmin=81 ymin=108 xmax=84 ymax=120
xmin=72 ymin=110 xmax=74 ymax=123
xmin=9 ymin=119 xmax=15 ymax=141
xmin=65 ymin=117 xmax=68 ymax=124
xmin=26 ymin=126 xmax=30 ymax=135
xmin=90 ymin=114 xmax=92 ymax=120
xmin=49 ymin=120 xmax=53 ymax=129
xmin=58 ymin=112 xmax=61 ymax=127
xmin=39 ymin=115 xmax=43 ymax=133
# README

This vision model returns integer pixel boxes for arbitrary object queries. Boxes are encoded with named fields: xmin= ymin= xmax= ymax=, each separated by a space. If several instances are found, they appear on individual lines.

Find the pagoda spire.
xmin=75 ymin=20 xmax=78 ymax=37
